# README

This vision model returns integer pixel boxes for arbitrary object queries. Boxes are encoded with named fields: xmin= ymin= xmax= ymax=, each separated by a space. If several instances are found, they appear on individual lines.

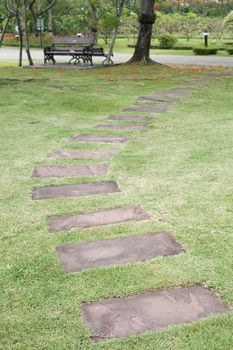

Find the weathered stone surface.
xmin=32 ymin=181 xmax=120 ymax=200
xmin=123 ymin=107 xmax=169 ymax=113
xmin=71 ymin=134 xmax=129 ymax=143
xmin=156 ymin=90 xmax=192 ymax=97
xmin=56 ymin=232 xmax=184 ymax=273
xmin=32 ymin=165 xmax=108 ymax=178
xmin=94 ymin=124 xmax=147 ymax=131
xmin=48 ymin=150 xmax=118 ymax=159
xmin=106 ymin=115 xmax=152 ymax=122
xmin=133 ymin=102 xmax=174 ymax=108
xmin=139 ymin=96 xmax=177 ymax=102
xmin=177 ymin=84 xmax=208 ymax=89
xmin=48 ymin=205 xmax=150 ymax=232
xmin=80 ymin=286 xmax=229 ymax=341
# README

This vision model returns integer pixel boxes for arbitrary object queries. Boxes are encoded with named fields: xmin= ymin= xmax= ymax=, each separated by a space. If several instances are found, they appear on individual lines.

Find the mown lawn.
xmin=0 ymin=63 xmax=233 ymax=350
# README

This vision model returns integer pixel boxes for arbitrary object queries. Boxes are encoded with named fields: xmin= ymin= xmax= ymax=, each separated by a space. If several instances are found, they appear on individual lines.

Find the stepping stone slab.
xmin=48 ymin=205 xmax=150 ymax=233
xmin=71 ymin=134 xmax=129 ymax=143
xmin=139 ymin=96 xmax=177 ymax=102
xmin=133 ymin=102 xmax=174 ymax=108
xmin=94 ymin=124 xmax=147 ymax=131
xmin=106 ymin=115 xmax=152 ymax=122
xmin=80 ymin=285 xmax=229 ymax=341
xmin=123 ymin=107 xmax=169 ymax=113
xmin=32 ymin=165 xmax=108 ymax=179
xmin=156 ymin=91 xmax=192 ymax=97
xmin=32 ymin=181 xmax=120 ymax=200
xmin=177 ymin=84 xmax=208 ymax=89
xmin=48 ymin=150 xmax=118 ymax=159
xmin=56 ymin=232 xmax=184 ymax=273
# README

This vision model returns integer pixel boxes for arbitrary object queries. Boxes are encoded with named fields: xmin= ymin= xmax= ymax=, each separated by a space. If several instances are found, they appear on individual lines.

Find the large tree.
xmin=129 ymin=0 xmax=156 ymax=63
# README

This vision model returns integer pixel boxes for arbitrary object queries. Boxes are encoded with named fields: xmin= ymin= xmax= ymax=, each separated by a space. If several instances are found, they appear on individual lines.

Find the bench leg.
xmin=102 ymin=57 xmax=114 ymax=65
xmin=69 ymin=57 xmax=75 ymax=64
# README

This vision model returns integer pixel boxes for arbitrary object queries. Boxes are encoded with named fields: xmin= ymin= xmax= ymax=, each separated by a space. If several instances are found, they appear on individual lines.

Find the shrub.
xmin=158 ymin=34 xmax=177 ymax=49
xmin=193 ymin=46 xmax=218 ymax=55
xmin=226 ymin=48 xmax=233 ymax=54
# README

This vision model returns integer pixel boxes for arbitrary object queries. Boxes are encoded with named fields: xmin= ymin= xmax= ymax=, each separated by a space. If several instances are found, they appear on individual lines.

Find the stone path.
xmin=94 ymin=124 xmax=148 ymax=131
xmin=106 ymin=115 xmax=152 ymax=122
xmin=71 ymin=134 xmax=129 ymax=143
xmin=32 ymin=164 xmax=108 ymax=178
xmin=32 ymin=181 xmax=120 ymax=200
xmin=48 ymin=205 xmax=150 ymax=233
xmin=123 ymin=106 xmax=170 ymax=113
xmin=48 ymin=150 xmax=118 ymax=159
xmin=56 ymin=232 xmax=184 ymax=273
xmin=80 ymin=286 xmax=228 ymax=341
xmin=31 ymin=73 xmax=229 ymax=342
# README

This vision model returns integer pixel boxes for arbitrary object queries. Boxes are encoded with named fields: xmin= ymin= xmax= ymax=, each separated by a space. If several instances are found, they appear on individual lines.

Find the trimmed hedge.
xmin=193 ymin=46 xmax=218 ymax=55
xmin=158 ymin=34 xmax=177 ymax=49
xmin=127 ymin=44 xmax=193 ymax=50
xmin=226 ymin=48 xmax=233 ymax=55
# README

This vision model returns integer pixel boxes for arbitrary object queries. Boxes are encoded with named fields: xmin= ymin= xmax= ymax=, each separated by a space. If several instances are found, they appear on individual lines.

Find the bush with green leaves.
xmin=226 ymin=47 xmax=233 ymax=54
xmin=158 ymin=34 xmax=177 ymax=49
xmin=193 ymin=46 xmax=218 ymax=55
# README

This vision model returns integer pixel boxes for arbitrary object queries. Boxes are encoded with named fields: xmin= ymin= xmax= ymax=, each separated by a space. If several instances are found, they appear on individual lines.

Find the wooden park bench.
xmin=44 ymin=37 xmax=113 ymax=65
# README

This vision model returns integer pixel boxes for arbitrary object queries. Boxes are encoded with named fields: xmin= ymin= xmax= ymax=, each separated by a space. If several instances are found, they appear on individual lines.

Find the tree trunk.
xmin=105 ymin=0 xmax=125 ymax=64
xmin=129 ymin=0 xmax=156 ymax=63
xmin=0 ymin=15 xmax=12 ymax=48
xmin=22 ymin=0 xmax=34 ymax=65
xmin=104 ymin=26 xmax=118 ymax=64
xmin=17 ymin=16 xmax=23 ymax=67
xmin=48 ymin=8 xmax=53 ymax=35
xmin=90 ymin=2 xmax=98 ymax=42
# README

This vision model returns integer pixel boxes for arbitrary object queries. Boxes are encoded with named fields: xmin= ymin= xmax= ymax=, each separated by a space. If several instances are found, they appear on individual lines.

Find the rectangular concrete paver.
xmin=71 ymin=134 xmax=129 ymax=143
xmin=106 ymin=115 xmax=152 ymax=122
xmin=32 ymin=181 xmax=120 ymax=200
xmin=80 ymin=285 xmax=229 ymax=341
xmin=32 ymin=165 xmax=108 ymax=178
xmin=94 ymin=124 xmax=147 ymax=131
xmin=48 ymin=150 xmax=118 ymax=159
xmin=56 ymin=232 xmax=184 ymax=273
xmin=155 ymin=91 xmax=193 ymax=97
xmin=133 ymin=102 xmax=174 ymax=108
xmin=48 ymin=205 xmax=150 ymax=232
xmin=123 ymin=107 xmax=169 ymax=113
xmin=139 ymin=96 xmax=177 ymax=102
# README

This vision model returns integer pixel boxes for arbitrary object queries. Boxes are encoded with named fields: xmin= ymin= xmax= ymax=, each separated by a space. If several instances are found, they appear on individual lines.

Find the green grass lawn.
xmin=0 ymin=64 xmax=233 ymax=350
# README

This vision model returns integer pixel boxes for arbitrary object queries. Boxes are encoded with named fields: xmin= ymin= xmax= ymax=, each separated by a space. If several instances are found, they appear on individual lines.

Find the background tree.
xmin=5 ymin=0 xmax=24 ymax=66
xmin=223 ymin=10 xmax=233 ymax=35
xmin=89 ymin=0 xmax=99 ymax=41
xmin=0 ymin=0 xmax=12 ymax=47
xmin=179 ymin=12 xmax=200 ymax=41
xmin=28 ymin=0 xmax=56 ymax=36
xmin=105 ymin=0 xmax=125 ymax=64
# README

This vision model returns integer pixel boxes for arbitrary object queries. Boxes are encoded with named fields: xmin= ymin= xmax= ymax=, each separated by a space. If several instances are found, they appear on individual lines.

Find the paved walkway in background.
xmin=1 ymin=47 xmax=233 ymax=67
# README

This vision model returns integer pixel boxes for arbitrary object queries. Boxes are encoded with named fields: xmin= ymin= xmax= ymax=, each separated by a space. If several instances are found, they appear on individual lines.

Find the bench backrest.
xmin=52 ymin=37 xmax=96 ymax=46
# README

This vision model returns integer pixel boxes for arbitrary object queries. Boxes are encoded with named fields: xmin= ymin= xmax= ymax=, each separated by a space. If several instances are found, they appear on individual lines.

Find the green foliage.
xmin=178 ymin=12 xmax=201 ymax=41
xmin=158 ymin=34 xmax=177 ymax=49
xmin=98 ymin=2 xmax=118 ymax=44
xmin=193 ymin=46 xmax=218 ymax=55
xmin=226 ymin=47 xmax=233 ymax=54
xmin=223 ymin=11 xmax=233 ymax=32
xmin=51 ymin=0 xmax=92 ymax=35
